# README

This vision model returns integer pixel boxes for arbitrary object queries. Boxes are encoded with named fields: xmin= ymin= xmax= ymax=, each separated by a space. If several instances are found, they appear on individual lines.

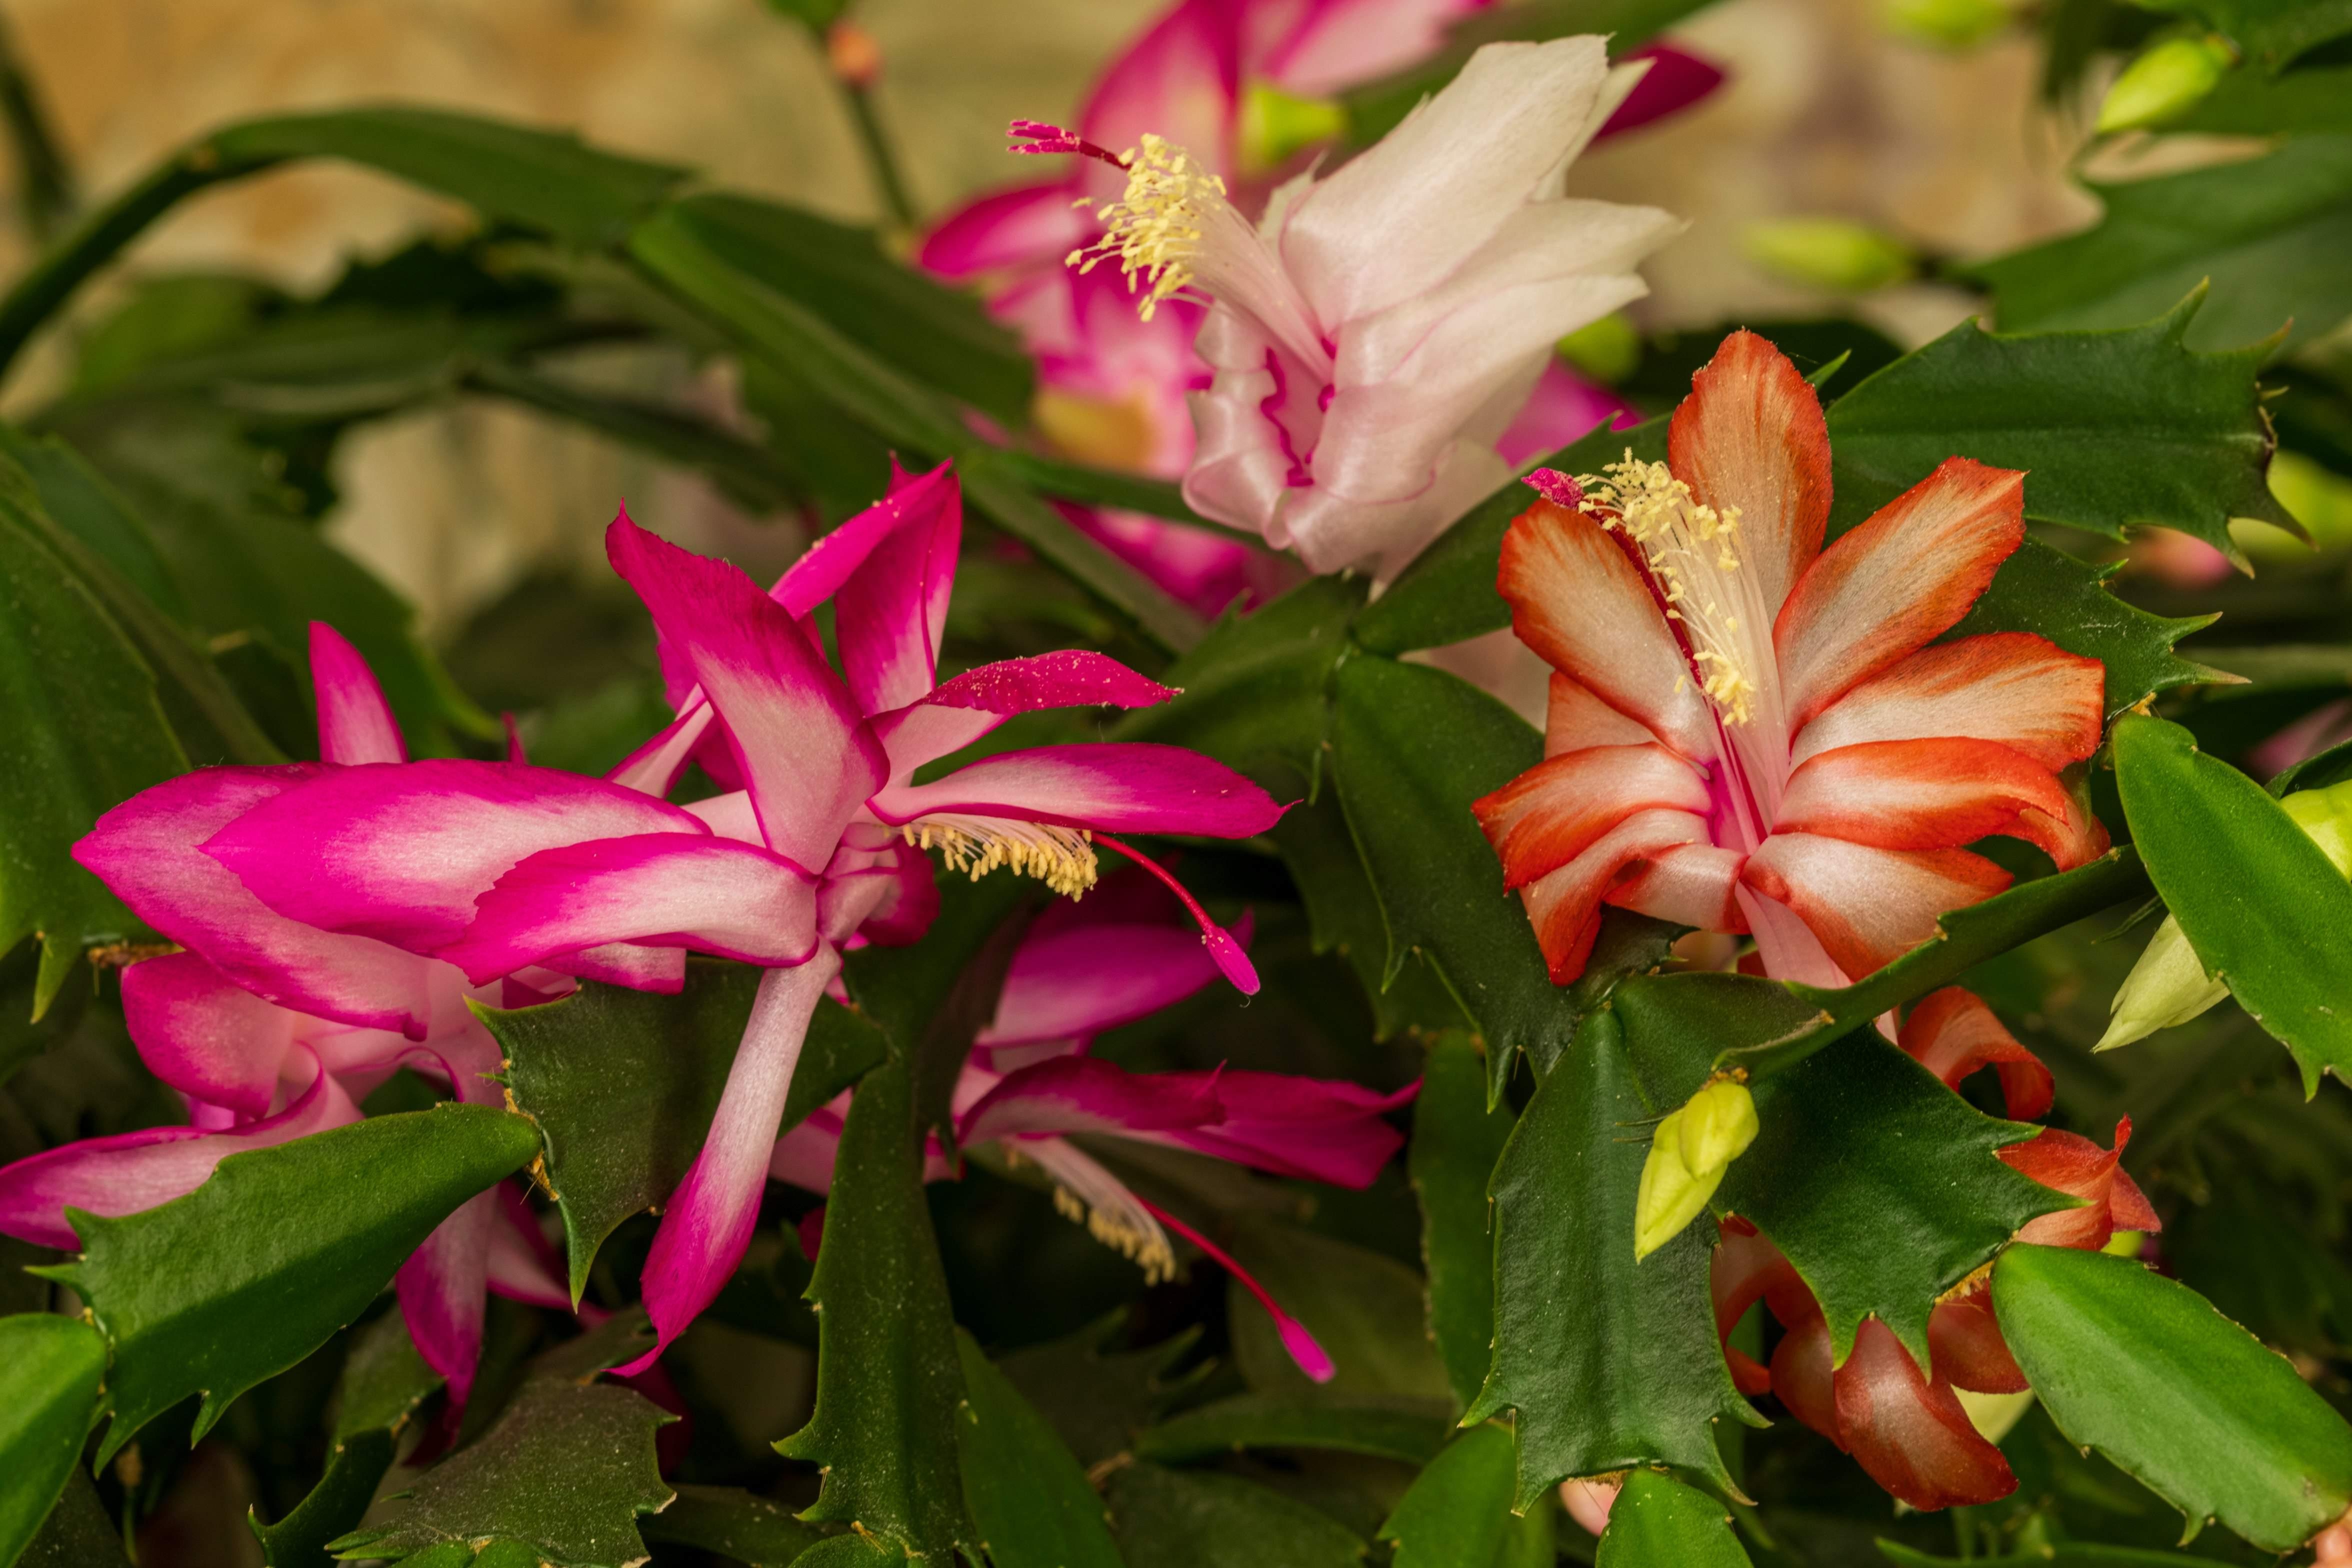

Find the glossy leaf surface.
xmin=0 ymin=1314 xmax=107 ymax=1568
xmin=1375 ymin=1422 xmax=1520 ymax=1568
xmin=1411 ymin=1032 xmax=1514 ymax=1409
xmin=1595 ymin=1470 xmax=1752 ymax=1566
xmin=954 ymin=1332 xmax=1124 ymax=1568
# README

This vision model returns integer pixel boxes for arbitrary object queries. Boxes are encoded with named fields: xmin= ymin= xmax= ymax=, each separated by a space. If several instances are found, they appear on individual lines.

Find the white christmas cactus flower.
xmin=1032 ymin=36 xmax=1681 ymax=578
xmin=2098 ymin=774 xmax=2352 ymax=1050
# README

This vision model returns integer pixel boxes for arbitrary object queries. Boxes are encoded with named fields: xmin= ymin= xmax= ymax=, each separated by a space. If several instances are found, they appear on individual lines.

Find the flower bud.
xmin=2100 ymin=775 xmax=2352 ymax=1050
xmin=1634 ymin=1079 xmax=1758 ymax=1260
xmin=1677 ymin=1076 xmax=1760 ymax=1177
xmin=826 ymin=20 xmax=884 ymax=88
xmin=2096 ymin=34 xmax=2236 ymax=134
xmin=1880 ymin=0 xmax=2016 ymax=50
xmin=1238 ymin=82 xmax=1346 ymax=174
xmin=1741 ymin=218 xmax=1916 ymax=293
xmin=1557 ymin=313 xmax=1641 ymax=384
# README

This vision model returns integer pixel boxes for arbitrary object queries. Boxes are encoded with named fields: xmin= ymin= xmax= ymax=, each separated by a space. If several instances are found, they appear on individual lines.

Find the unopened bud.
xmin=827 ymin=20 xmax=883 ymax=88
xmin=1742 ymin=218 xmax=1917 ymax=293
xmin=1881 ymin=0 xmax=2016 ymax=50
xmin=1238 ymin=82 xmax=1346 ymax=174
xmin=1677 ymin=1076 xmax=1759 ymax=1176
xmin=1635 ymin=1079 xmax=1757 ymax=1260
xmin=2096 ymin=34 xmax=2235 ymax=134
xmin=1557 ymin=312 xmax=1641 ymax=384
xmin=2100 ymin=774 xmax=2352 ymax=1050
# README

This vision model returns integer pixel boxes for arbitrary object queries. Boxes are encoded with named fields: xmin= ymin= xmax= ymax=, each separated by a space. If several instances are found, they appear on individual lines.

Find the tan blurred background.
xmin=0 ymin=0 xmax=2106 ymax=636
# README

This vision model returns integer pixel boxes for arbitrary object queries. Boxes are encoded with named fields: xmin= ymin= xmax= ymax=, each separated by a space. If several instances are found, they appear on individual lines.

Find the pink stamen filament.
xmin=1137 ymin=1196 xmax=1334 ymax=1384
xmin=1094 ymin=834 xmax=1260 ymax=994
xmin=1007 ymin=120 xmax=1130 ymax=170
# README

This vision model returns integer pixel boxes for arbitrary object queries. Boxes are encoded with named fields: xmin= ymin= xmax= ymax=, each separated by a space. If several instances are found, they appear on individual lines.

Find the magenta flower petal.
xmin=607 ymin=514 xmax=886 ymax=874
xmin=607 ymin=701 xmax=719 ymax=800
xmin=76 ymin=766 xmax=441 ymax=1038
xmin=768 ymin=462 xmax=960 ymax=621
xmin=0 ymin=1055 xmax=362 ymax=1249
xmin=398 ymin=1186 xmax=494 ymax=1406
xmin=120 ymin=951 xmax=300 ymax=1118
xmin=201 ymin=760 xmax=709 ymax=953
xmin=485 ymin=1182 xmax=572 ymax=1310
xmin=1076 ymin=0 xmax=1238 ymax=188
xmin=870 ymin=743 xmax=1285 ymax=839
xmin=308 ymin=622 xmax=407 ymax=766
xmin=833 ymin=465 xmax=963 ymax=715
xmin=1496 ymin=360 xmax=1640 ymax=469
xmin=626 ymin=952 xmax=842 ymax=1373
xmin=1168 ymin=1071 xmax=1416 ymax=1188
xmin=1594 ymin=42 xmax=1726 ymax=142
xmin=959 ymin=1056 xmax=1223 ymax=1146
xmin=1094 ymin=836 xmax=1262 ymax=996
xmin=918 ymin=182 xmax=1094 ymax=278
xmin=978 ymin=919 xmax=1230 ymax=1048
xmin=930 ymin=650 xmax=1178 ymax=718
xmin=438 ymin=834 xmax=819 ymax=986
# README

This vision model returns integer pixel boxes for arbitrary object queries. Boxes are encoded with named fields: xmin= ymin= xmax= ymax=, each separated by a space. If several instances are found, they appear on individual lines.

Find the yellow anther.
xmin=1068 ymin=132 xmax=1229 ymax=321
xmin=906 ymin=818 xmax=1100 ymax=898
xmin=1578 ymin=454 xmax=1761 ymax=726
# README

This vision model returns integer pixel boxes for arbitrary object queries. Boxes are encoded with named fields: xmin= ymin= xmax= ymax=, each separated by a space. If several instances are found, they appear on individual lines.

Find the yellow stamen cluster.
xmin=1052 ymin=1184 xmax=1177 ymax=1285
xmin=906 ymin=818 xmax=1099 ymax=898
xmin=1068 ymin=133 xmax=1223 ymax=321
xmin=1578 ymin=453 xmax=1758 ymax=726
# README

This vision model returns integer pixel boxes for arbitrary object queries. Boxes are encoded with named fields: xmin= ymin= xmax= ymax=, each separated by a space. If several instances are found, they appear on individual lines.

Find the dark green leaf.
xmin=1994 ymin=1244 xmax=2352 ymax=1551
xmin=1112 ymin=574 xmax=1366 ymax=794
xmin=1595 ymin=1470 xmax=1750 ymax=1567
xmin=18 ymin=1471 xmax=126 ymax=1568
xmin=1411 ymin=1032 xmax=1514 ymax=1410
xmin=996 ymin=1315 xmax=1204 ymax=1467
xmin=0 ymin=428 xmax=176 ymax=613
xmin=0 ymin=1314 xmax=106 ymax=1568
xmin=1824 ymin=294 xmax=2295 ymax=556
xmin=255 ymin=1312 xmax=444 ymax=1568
xmin=1106 ymin=1462 xmax=1364 ymax=1568
xmin=776 ymin=1056 xmax=970 ymax=1562
xmin=2175 ymin=62 xmax=2352 ymax=132
xmin=1467 ymin=1014 xmax=1756 ymax=1504
xmin=1972 ymin=142 xmax=2352 ymax=354
xmin=1130 ymin=1394 xmax=1450 ymax=1466
xmin=638 ymin=1486 xmax=824 ymax=1568
xmin=654 ymin=193 xmax=1032 ymax=429
xmin=2113 ymin=714 xmax=2352 ymax=1093
xmin=954 ymin=1332 xmax=1124 ymax=1568
xmin=788 ymin=1540 xmax=898 ymax=1568
xmin=1952 ymin=541 xmax=2220 ymax=719
xmin=331 ymin=1356 xmax=674 ymax=1568
xmin=1356 ymin=419 xmax=1666 ymax=656
xmin=1878 ymin=1543 xmax=2232 ymax=1565
xmin=1374 ymin=1424 xmax=1518 ymax=1568
xmin=2154 ymin=0 xmax=2352 ymax=70
xmin=1616 ymin=995 xmax=2060 ymax=1364
xmin=0 ymin=461 xmax=189 ymax=1011
xmin=1227 ymin=1218 xmax=1451 ymax=1406
xmin=1273 ymin=790 xmax=1470 ymax=1041
xmin=334 ymin=1308 xmax=444 ymax=1442
xmin=39 ymin=1104 xmax=538 ymax=1462
xmin=488 ymin=960 xmax=886 ymax=1300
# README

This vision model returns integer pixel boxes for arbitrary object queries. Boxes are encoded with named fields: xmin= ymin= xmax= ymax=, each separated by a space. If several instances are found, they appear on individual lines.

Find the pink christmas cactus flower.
xmin=0 ymin=625 xmax=570 ymax=1404
xmin=1476 ymin=330 xmax=2110 ymax=990
xmin=771 ymin=879 xmax=1415 ymax=1382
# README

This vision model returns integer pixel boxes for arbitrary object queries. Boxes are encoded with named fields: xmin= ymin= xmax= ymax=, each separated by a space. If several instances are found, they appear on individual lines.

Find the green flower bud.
xmin=1741 ymin=218 xmax=1917 ymax=294
xmin=1238 ymin=82 xmax=1346 ymax=174
xmin=1634 ymin=1079 xmax=1758 ymax=1260
xmin=2100 ymin=774 xmax=2352 ymax=1050
xmin=1676 ymin=1076 xmax=1760 ymax=1178
xmin=1558 ymin=313 xmax=1642 ymax=385
xmin=2096 ymin=34 xmax=2236 ymax=134
xmin=1880 ymin=0 xmax=2016 ymax=50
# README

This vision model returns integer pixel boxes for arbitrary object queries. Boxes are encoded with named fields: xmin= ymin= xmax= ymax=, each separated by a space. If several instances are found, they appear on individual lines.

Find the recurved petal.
xmin=627 ymin=952 xmax=840 ymax=1374
xmin=2000 ymin=1118 xmax=2160 ymax=1249
xmin=1834 ymin=1318 xmax=2018 ymax=1510
xmin=870 ymin=744 xmax=1284 ymax=838
xmin=1928 ymin=1282 xmax=2028 ymax=1395
xmin=202 ymin=760 xmax=707 ymax=953
xmin=1898 ymin=987 xmax=2054 ymax=1122
xmin=438 ymin=834 xmax=820 ymax=986
xmin=309 ymin=622 xmax=406 ymax=766
xmin=1166 ymin=1070 xmax=1416 ymax=1187
xmin=1790 ymin=632 xmax=2106 ymax=772
xmin=916 ymin=182 xmax=1094 ymax=278
xmin=609 ymin=512 xmax=886 ymax=872
xmin=979 ymin=918 xmax=1230 ymax=1047
xmin=1742 ymin=832 xmax=2012 ymax=978
xmin=398 ymin=1188 xmax=494 ymax=1406
xmin=834 ymin=464 xmax=964 ymax=714
xmin=76 ymin=766 xmax=440 ymax=1038
xmin=1666 ymin=329 xmax=1834 ymax=616
xmin=960 ymin=1057 xmax=1224 ymax=1146
xmin=1516 ymin=808 xmax=1709 ymax=983
xmin=1775 ymin=738 xmax=2076 ymax=854
xmin=1542 ymin=672 xmax=1664 ymax=756
xmin=1610 ymin=842 xmax=1748 ymax=932
xmin=1474 ymin=743 xmax=1712 ymax=890
xmin=1774 ymin=458 xmax=2026 ymax=730
xmin=120 ymin=951 xmax=301 ymax=1119
xmin=1496 ymin=500 xmax=1718 ymax=762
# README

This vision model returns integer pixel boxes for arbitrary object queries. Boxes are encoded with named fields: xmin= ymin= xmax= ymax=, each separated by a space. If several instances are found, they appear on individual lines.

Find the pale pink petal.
xmin=1474 ymin=742 xmax=1712 ymax=890
xmin=0 ymin=1055 xmax=360 ymax=1249
xmin=918 ymin=182 xmax=1092 ymax=278
xmin=308 ymin=622 xmax=405 ymax=766
xmin=608 ymin=514 xmax=886 ymax=872
xmin=1774 ymin=738 xmax=2076 ymax=854
xmin=1518 ymin=808 xmax=1710 ymax=982
xmin=626 ymin=950 xmax=841 ymax=1373
xmin=960 ymin=1056 xmax=1224 ymax=1145
xmin=485 ymin=1182 xmax=573 ymax=1310
xmin=1790 ymin=632 xmax=2107 ymax=772
xmin=1260 ymin=0 xmax=1486 ymax=98
xmin=607 ymin=701 xmax=718 ymax=799
xmin=766 ymin=1116 xmax=842 ymax=1193
xmin=1741 ymin=832 xmax=2012 ymax=978
xmin=1498 ymin=360 xmax=1639 ymax=470
xmin=870 ymin=744 xmax=1284 ymax=838
xmin=1774 ymin=458 xmax=2027 ymax=732
xmin=1666 ymin=329 xmax=1834 ymax=618
xmin=398 ymin=1187 xmax=494 ymax=1406
xmin=76 ymin=766 xmax=441 ymax=1038
xmin=120 ymin=951 xmax=300 ymax=1119
xmin=1078 ymin=0 xmax=1240 ymax=194
xmin=1496 ymin=500 xmax=1718 ymax=762
xmin=440 ymin=834 xmax=818 ymax=984
xmin=202 ymin=760 xmax=707 ymax=952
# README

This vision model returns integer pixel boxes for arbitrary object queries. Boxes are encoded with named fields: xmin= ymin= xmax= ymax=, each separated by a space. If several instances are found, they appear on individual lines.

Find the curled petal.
xmin=1166 ymin=1071 xmax=1416 ymax=1188
xmin=1776 ymin=738 xmax=2076 ymax=855
xmin=1742 ymin=832 xmax=2012 ymax=978
xmin=918 ymin=182 xmax=1092 ymax=278
xmin=1474 ymin=744 xmax=1712 ymax=890
xmin=1518 ymin=808 xmax=1709 ymax=983
xmin=1898 ymin=988 xmax=2054 ymax=1122
xmin=398 ymin=1188 xmax=494 ymax=1407
xmin=120 ymin=951 xmax=301 ymax=1119
xmin=960 ymin=1056 xmax=1223 ymax=1146
xmin=1790 ymin=632 xmax=2106 ymax=774
xmin=309 ymin=622 xmax=406 ymax=766
xmin=1834 ymin=1318 xmax=2017 ymax=1510
xmin=1928 ymin=1282 xmax=2027 ymax=1395
xmin=1999 ymin=1118 xmax=2160 ymax=1250
xmin=872 ymin=744 xmax=1285 ymax=840
xmin=1771 ymin=1312 xmax=1844 ymax=1446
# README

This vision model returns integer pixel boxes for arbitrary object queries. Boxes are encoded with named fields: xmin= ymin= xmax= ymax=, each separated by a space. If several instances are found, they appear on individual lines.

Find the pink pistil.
xmin=1524 ymin=468 xmax=1585 ymax=510
xmin=1094 ymin=834 xmax=1260 ymax=994
xmin=1138 ymin=1196 xmax=1334 ymax=1384
xmin=1008 ymin=120 xmax=1130 ymax=170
